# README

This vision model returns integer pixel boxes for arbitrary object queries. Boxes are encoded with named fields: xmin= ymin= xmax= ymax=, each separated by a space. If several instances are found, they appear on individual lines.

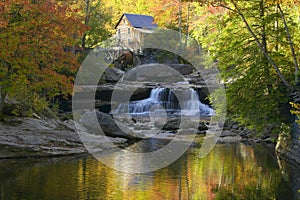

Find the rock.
xmin=177 ymin=128 xmax=198 ymax=135
xmin=161 ymin=117 xmax=180 ymax=130
xmin=62 ymin=119 xmax=76 ymax=131
xmin=16 ymin=117 xmax=61 ymax=130
xmin=239 ymin=130 xmax=251 ymax=137
xmin=0 ymin=118 xmax=87 ymax=158
xmin=79 ymin=110 xmax=144 ymax=140
xmin=123 ymin=64 xmax=183 ymax=83
xmin=217 ymin=135 xmax=242 ymax=144
xmin=168 ymin=64 xmax=194 ymax=75
xmin=133 ymin=123 xmax=152 ymax=130
xmin=94 ymin=84 xmax=151 ymax=112
xmin=220 ymin=130 xmax=238 ymax=137
xmin=102 ymin=67 xmax=124 ymax=83
xmin=264 ymin=137 xmax=274 ymax=143
xmin=0 ymin=115 xmax=133 ymax=158
xmin=232 ymin=124 xmax=239 ymax=130
xmin=130 ymin=87 xmax=151 ymax=101
xmin=216 ymin=130 xmax=242 ymax=143
xmin=156 ymin=116 xmax=208 ymax=132
xmin=198 ymin=121 xmax=208 ymax=131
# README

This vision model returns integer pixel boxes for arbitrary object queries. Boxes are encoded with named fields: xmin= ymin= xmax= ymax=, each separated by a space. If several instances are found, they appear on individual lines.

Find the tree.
xmin=72 ymin=0 xmax=111 ymax=49
xmin=191 ymin=0 xmax=300 ymax=131
xmin=0 ymin=0 xmax=84 ymax=117
xmin=150 ymin=0 xmax=192 ymax=41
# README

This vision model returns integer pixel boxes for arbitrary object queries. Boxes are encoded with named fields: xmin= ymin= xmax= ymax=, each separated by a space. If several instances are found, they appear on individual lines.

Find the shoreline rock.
xmin=1 ymin=115 xmax=300 ymax=171
xmin=219 ymin=121 xmax=300 ymax=168
xmin=79 ymin=110 xmax=145 ymax=140
xmin=0 ymin=116 xmax=128 ymax=159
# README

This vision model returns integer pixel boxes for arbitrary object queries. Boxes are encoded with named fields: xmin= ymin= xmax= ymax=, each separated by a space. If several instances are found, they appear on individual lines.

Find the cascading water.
xmin=111 ymin=88 xmax=215 ymax=116
xmin=180 ymin=88 xmax=215 ymax=116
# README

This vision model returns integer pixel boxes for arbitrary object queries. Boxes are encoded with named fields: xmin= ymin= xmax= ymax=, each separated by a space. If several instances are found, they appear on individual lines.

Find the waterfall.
xmin=111 ymin=88 xmax=215 ymax=116
xmin=180 ymin=88 xmax=215 ymax=116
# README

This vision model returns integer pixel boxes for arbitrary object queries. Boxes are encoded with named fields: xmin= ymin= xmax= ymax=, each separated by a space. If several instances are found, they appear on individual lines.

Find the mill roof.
xmin=115 ymin=13 xmax=158 ymax=29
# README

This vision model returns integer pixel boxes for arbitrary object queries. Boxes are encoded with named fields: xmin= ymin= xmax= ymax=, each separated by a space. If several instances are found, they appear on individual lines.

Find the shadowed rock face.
xmin=79 ymin=110 xmax=144 ymax=140
xmin=168 ymin=64 xmax=194 ymax=75
xmin=101 ymin=67 xmax=125 ymax=83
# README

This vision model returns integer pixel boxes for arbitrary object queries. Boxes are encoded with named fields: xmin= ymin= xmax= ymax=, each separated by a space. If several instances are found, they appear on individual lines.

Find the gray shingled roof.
xmin=116 ymin=13 xmax=158 ymax=29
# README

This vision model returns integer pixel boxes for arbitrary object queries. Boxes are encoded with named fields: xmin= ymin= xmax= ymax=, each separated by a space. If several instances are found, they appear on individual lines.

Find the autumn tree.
xmin=0 ymin=0 xmax=85 ymax=117
xmin=150 ymin=0 xmax=193 ymax=44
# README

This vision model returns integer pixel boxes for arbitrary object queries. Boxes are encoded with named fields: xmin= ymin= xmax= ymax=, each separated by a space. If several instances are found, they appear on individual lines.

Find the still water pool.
xmin=0 ymin=141 xmax=298 ymax=200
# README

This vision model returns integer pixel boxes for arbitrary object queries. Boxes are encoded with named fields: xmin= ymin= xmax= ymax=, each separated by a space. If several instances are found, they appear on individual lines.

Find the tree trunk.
xmin=259 ymin=0 xmax=271 ymax=91
xmin=0 ymin=91 xmax=7 ymax=116
xmin=278 ymin=4 xmax=299 ymax=84
xmin=82 ymin=0 xmax=91 ymax=49
xmin=184 ymin=3 xmax=190 ymax=47
xmin=82 ymin=33 xmax=87 ymax=50
xmin=178 ymin=0 xmax=182 ymax=46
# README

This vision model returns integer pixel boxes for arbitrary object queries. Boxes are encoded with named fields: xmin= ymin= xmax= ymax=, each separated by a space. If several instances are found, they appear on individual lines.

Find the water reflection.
xmin=0 ymin=142 xmax=295 ymax=200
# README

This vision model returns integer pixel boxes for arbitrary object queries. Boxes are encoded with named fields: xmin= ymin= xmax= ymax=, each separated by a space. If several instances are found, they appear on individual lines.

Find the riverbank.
xmin=1 ymin=115 xmax=300 ymax=171
xmin=0 ymin=117 xmax=128 ymax=158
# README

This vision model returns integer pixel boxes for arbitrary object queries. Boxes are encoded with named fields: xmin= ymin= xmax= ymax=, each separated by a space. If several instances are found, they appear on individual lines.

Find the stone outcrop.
xmin=168 ymin=64 xmax=194 ymax=75
xmin=100 ymin=67 xmax=125 ymax=83
xmin=276 ymin=122 xmax=300 ymax=165
xmin=0 ymin=116 xmax=128 ymax=158
xmin=217 ymin=130 xmax=242 ymax=144
xmin=123 ymin=63 xmax=184 ymax=83
xmin=79 ymin=110 xmax=144 ymax=140
xmin=220 ymin=121 xmax=276 ymax=145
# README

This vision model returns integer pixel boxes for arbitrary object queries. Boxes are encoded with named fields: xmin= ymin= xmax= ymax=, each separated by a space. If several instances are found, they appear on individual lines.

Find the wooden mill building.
xmin=115 ymin=13 xmax=158 ymax=53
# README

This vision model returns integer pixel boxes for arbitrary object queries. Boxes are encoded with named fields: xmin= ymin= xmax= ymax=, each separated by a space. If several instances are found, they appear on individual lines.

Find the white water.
xmin=112 ymin=88 xmax=215 ymax=116
xmin=180 ymin=88 xmax=215 ymax=116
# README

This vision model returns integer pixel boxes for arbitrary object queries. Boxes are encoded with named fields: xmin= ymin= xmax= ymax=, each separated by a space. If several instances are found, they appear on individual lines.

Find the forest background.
xmin=1 ymin=0 xmax=300 ymax=136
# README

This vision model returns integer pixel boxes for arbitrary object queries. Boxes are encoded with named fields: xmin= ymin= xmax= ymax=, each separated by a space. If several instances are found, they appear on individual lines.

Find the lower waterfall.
xmin=111 ymin=87 xmax=215 ymax=116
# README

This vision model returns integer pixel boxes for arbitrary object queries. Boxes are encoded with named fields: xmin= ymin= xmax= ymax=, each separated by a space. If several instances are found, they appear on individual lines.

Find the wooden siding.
xmin=116 ymin=16 xmax=153 ymax=52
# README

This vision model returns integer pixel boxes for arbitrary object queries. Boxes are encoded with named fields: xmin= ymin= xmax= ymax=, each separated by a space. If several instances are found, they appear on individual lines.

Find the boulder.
xmin=160 ymin=117 xmax=180 ymax=130
xmin=79 ymin=110 xmax=144 ymax=140
xmin=198 ymin=121 xmax=208 ymax=131
xmin=156 ymin=116 xmax=208 ymax=132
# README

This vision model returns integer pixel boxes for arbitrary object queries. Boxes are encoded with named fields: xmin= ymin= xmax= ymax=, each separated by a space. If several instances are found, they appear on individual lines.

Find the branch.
xmin=217 ymin=3 xmax=236 ymax=12
xmin=9 ymin=4 xmax=24 ymax=24
xmin=50 ymin=19 xmax=65 ymax=27
xmin=230 ymin=0 xmax=292 ymax=90
xmin=89 ymin=0 xmax=101 ymax=14
xmin=278 ymin=4 xmax=299 ymax=84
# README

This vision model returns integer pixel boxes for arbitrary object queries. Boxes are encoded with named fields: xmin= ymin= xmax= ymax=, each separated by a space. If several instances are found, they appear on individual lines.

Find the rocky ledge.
xmin=217 ymin=121 xmax=277 ymax=145
xmin=0 ymin=116 xmax=129 ymax=158
xmin=0 ymin=113 xmax=282 ymax=159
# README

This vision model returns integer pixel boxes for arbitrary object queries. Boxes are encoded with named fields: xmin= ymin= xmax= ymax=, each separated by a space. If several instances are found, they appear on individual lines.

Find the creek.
xmin=0 ymin=140 xmax=297 ymax=199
